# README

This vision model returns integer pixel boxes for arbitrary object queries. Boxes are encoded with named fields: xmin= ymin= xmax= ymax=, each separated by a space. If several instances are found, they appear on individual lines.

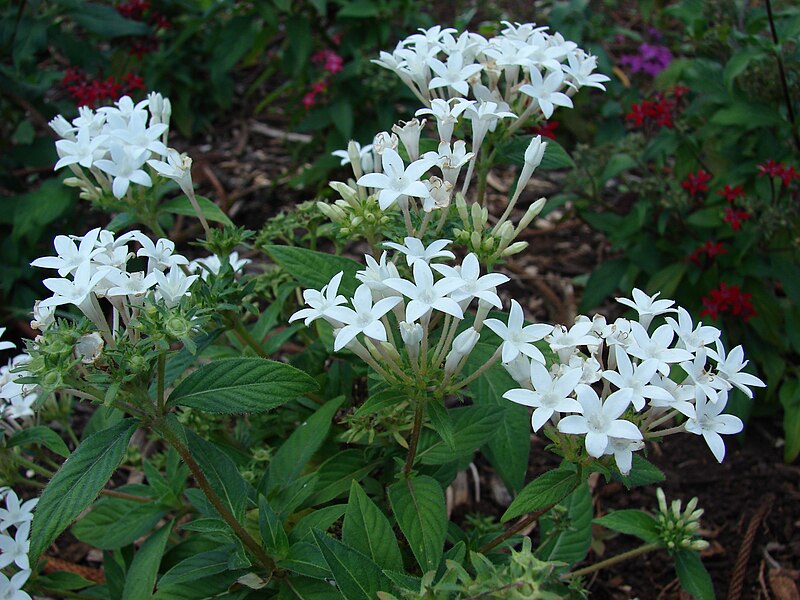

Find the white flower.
xmin=392 ymin=118 xmax=426 ymax=162
xmin=685 ymin=393 xmax=743 ymax=462
xmin=547 ymin=320 xmax=599 ymax=364
xmin=147 ymin=149 xmax=194 ymax=199
xmin=708 ymin=341 xmax=766 ymax=399
xmin=105 ymin=270 xmax=159 ymax=303
xmin=432 ymin=253 xmax=508 ymax=308
xmin=415 ymin=98 xmax=474 ymax=143
xmin=680 ymin=349 xmax=722 ymax=404
xmin=30 ymin=301 xmax=56 ymax=332
xmin=604 ymin=437 xmax=644 ymax=475
xmin=558 ymin=385 xmax=641 ymax=457
xmin=503 ymin=361 xmax=582 ymax=431
xmin=484 ymin=299 xmax=553 ymax=364
xmin=503 ymin=353 xmax=532 ymax=387
xmin=0 ymin=490 xmax=37 ymax=531
xmin=356 ymin=148 xmax=435 ymax=210
xmin=0 ymin=570 xmax=31 ymax=600
xmin=519 ymin=68 xmax=573 ymax=119
xmin=436 ymin=140 xmax=473 ymax=186
xmin=384 ymin=260 xmax=465 ymax=323
xmin=0 ymin=521 xmax=30 ymax=570
xmin=355 ymin=252 xmax=401 ymax=298
xmin=400 ymin=321 xmax=424 ymax=359
xmin=325 ymin=285 xmax=402 ymax=351
xmin=665 ymin=307 xmax=721 ymax=354
xmin=289 ymin=272 xmax=348 ymax=326
xmin=464 ymin=101 xmax=516 ymax=150
xmin=40 ymin=262 xmax=110 ymax=312
xmin=153 ymin=268 xmax=198 ymax=308
xmin=133 ymin=233 xmax=189 ymax=273
xmin=4 ymin=393 xmax=37 ymax=422
xmin=49 ymin=115 xmax=75 ymax=139
xmin=427 ymin=52 xmax=483 ymax=96
xmin=75 ymin=332 xmax=104 ymax=364
xmin=562 ymin=51 xmax=610 ymax=91
xmin=54 ymin=126 xmax=107 ymax=170
xmin=0 ymin=328 xmax=14 ymax=353
xmin=648 ymin=374 xmax=696 ymax=418
xmin=626 ymin=322 xmax=693 ymax=376
xmin=31 ymin=227 xmax=102 ymax=277
xmin=383 ymin=237 xmax=455 ymax=266
xmin=616 ymin=288 xmax=677 ymax=330
xmin=94 ymin=143 xmax=152 ymax=199
xmin=602 ymin=346 xmax=673 ymax=411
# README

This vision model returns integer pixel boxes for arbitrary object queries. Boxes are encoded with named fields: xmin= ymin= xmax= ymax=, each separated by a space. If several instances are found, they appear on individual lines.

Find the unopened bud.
xmin=75 ymin=332 xmax=104 ymax=364
xmin=350 ymin=216 xmax=363 ymax=228
xmin=400 ymin=321 xmax=423 ymax=359
xmin=503 ymin=354 xmax=532 ymax=387
xmin=63 ymin=177 xmax=84 ymax=188
xmin=347 ymin=141 xmax=364 ymax=179
xmin=517 ymin=197 xmax=547 ymax=231
xmin=455 ymin=193 xmax=469 ymax=223
xmin=497 ymin=221 xmax=515 ymax=246
xmin=470 ymin=231 xmax=482 ymax=250
xmin=482 ymin=237 xmax=495 ymax=252
xmin=501 ymin=241 xmax=528 ymax=257
xmin=330 ymin=181 xmax=359 ymax=205
xmin=471 ymin=202 xmax=485 ymax=229
xmin=444 ymin=327 xmax=479 ymax=375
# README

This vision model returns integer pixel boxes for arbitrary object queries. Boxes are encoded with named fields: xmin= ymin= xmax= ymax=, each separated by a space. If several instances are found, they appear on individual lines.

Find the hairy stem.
xmin=566 ymin=542 xmax=662 ymax=579
xmin=403 ymin=399 xmax=426 ymax=476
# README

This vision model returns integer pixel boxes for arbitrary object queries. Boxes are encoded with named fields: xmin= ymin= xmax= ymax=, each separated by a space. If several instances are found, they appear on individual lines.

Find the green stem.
xmin=157 ymin=353 xmax=166 ymax=416
xmin=101 ymin=489 xmax=152 ymax=503
xmin=765 ymin=0 xmax=800 ymax=153
xmin=227 ymin=316 xmax=268 ymax=358
xmin=403 ymin=400 xmax=426 ymax=476
xmin=478 ymin=478 xmax=581 ymax=554
xmin=12 ymin=454 xmax=53 ymax=478
xmin=566 ymin=542 xmax=662 ymax=579
xmin=154 ymin=420 xmax=276 ymax=573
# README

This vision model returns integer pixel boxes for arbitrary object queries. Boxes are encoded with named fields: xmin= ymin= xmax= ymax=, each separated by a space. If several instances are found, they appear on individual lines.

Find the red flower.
xmin=680 ymin=169 xmax=712 ymax=197
xmin=701 ymin=282 xmax=756 ymax=321
xmin=778 ymin=165 xmax=800 ymax=187
xmin=723 ymin=207 xmax=751 ymax=231
xmin=757 ymin=159 xmax=783 ymax=178
xmin=312 ymin=50 xmax=344 ymax=75
xmin=302 ymin=91 xmax=317 ymax=109
xmin=716 ymin=184 xmax=744 ymax=203
xmin=688 ymin=241 xmax=727 ymax=266
xmin=530 ymin=120 xmax=559 ymax=139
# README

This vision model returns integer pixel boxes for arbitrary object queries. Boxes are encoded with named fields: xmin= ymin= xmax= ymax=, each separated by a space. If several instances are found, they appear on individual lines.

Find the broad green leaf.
xmin=167 ymin=358 xmax=318 ymax=413
xmin=537 ymin=482 xmax=593 ymax=565
xmin=467 ymin=341 xmax=529 ymax=493
xmin=278 ymin=541 xmax=331 ymax=579
xmin=265 ymin=245 xmax=362 ymax=296
xmin=185 ymin=429 xmax=248 ymax=521
xmin=343 ymin=481 xmax=403 ymax=571
xmin=711 ymin=103 xmax=783 ymax=128
xmin=675 ymin=550 xmax=716 ymax=600
xmin=388 ymin=475 xmax=447 ymax=573
xmin=599 ymin=153 xmax=637 ymax=186
xmin=594 ymin=509 xmax=660 ymax=543
xmin=497 ymin=136 xmax=575 ymax=169
xmin=337 ymin=0 xmax=381 ymax=17
xmin=62 ymin=0 xmax=151 ymax=37
xmin=723 ymin=48 xmax=763 ymax=91
xmin=122 ymin=520 xmax=174 ymax=600
xmin=72 ymin=487 xmax=168 ymax=550
xmin=158 ymin=548 xmax=231 ymax=587
xmin=289 ymin=504 xmax=347 ymax=543
xmin=501 ymin=466 xmax=579 ymax=523
xmin=259 ymin=496 xmax=289 ymax=559
xmin=6 ymin=426 xmax=69 ymax=457
xmin=617 ymin=455 xmax=666 ymax=489
xmin=426 ymin=400 xmax=455 ymax=451
xmin=312 ymin=530 xmax=392 ymax=599
xmin=279 ymin=575 xmax=344 ymax=599
xmin=647 ymin=263 xmax=687 ymax=298
xmin=265 ymin=396 xmax=344 ymax=495
xmin=161 ymin=195 xmax=233 ymax=226
xmin=780 ymin=379 xmax=800 ymax=462
xmin=153 ymin=571 xmax=244 ymax=600
xmin=29 ymin=419 xmax=138 ymax=562
xmin=416 ymin=405 xmax=503 ymax=465
xmin=304 ymin=449 xmax=376 ymax=506
xmin=35 ymin=571 xmax=94 ymax=591
xmin=579 ymin=258 xmax=628 ymax=312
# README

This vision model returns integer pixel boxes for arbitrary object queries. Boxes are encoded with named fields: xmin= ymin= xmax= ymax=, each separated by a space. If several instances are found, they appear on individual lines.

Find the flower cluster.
xmin=500 ymin=288 xmax=763 ymax=471
xmin=30 ymin=227 xmax=202 ymax=343
xmin=303 ymin=50 xmax=345 ymax=109
xmin=290 ymin=244 xmax=764 ymax=471
xmin=625 ymin=87 xmax=687 ymax=130
xmin=756 ymin=160 xmax=800 ymax=188
xmin=0 ymin=332 xmax=37 ymax=430
xmin=0 ymin=488 xmax=36 ymax=600
xmin=680 ymin=169 xmax=712 ymax=197
xmin=687 ymin=240 xmax=727 ymax=267
xmin=722 ymin=206 xmax=751 ymax=231
xmin=60 ymin=68 xmax=146 ymax=109
xmin=619 ymin=43 xmax=673 ymax=78
xmin=48 ymin=93 xmax=193 ymax=201
xmin=701 ymin=282 xmax=756 ymax=322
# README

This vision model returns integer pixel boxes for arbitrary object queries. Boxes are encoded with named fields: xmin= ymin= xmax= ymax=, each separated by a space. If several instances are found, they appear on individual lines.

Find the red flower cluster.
xmin=757 ymin=160 xmax=800 ymax=187
xmin=701 ymin=282 xmax=756 ymax=321
xmin=688 ymin=241 xmax=727 ymax=267
xmin=625 ymin=87 xmax=687 ymax=129
xmin=723 ymin=207 xmax=751 ymax=231
xmin=303 ymin=79 xmax=329 ymax=109
xmin=115 ymin=0 xmax=170 ymax=57
xmin=312 ymin=50 xmax=344 ymax=75
xmin=716 ymin=184 xmax=745 ymax=203
xmin=61 ymin=69 xmax=145 ymax=108
xmin=680 ymin=169 xmax=712 ymax=197
xmin=529 ymin=120 xmax=559 ymax=140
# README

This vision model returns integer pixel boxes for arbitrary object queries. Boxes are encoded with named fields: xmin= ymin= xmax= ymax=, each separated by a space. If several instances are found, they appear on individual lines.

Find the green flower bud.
xmin=129 ymin=354 xmax=149 ymax=374
xmin=166 ymin=315 xmax=192 ymax=339
xmin=41 ymin=370 xmax=63 ymax=391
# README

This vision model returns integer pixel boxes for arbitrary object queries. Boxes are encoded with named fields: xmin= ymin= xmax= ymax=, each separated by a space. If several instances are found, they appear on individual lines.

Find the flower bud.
xmin=497 ymin=221 xmax=515 ymax=246
xmin=503 ymin=354 xmax=532 ymax=387
xmin=445 ymin=327 xmax=480 ymax=375
xmin=75 ymin=332 xmax=104 ymax=364
xmin=516 ymin=197 xmax=547 ymax=232
xmin=347 ymin=141 xmax=364 ymax=179
xmin=470 ymin=230 xmax=483 ymax=250
xmin=455 ymin=193 xmax=469 ymax=223
xmin=329 ymin=181 xmax=359 ymax=205
xmin=392 ymin=118 xmax=425 ymax=162
xmin=63 ymin=177 xmax=84 ymax=188
xmin=501 ymin=241 xmax=528 ymax=256
xmin=471 ymin=202 xmax=484 ymax=229
xmin=400 ymin=321 xmax=423 ymax=359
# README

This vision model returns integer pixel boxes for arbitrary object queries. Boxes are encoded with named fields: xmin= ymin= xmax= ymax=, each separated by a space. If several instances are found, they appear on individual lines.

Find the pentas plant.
xmin=0 ymin=489 xmax=36 ymax=600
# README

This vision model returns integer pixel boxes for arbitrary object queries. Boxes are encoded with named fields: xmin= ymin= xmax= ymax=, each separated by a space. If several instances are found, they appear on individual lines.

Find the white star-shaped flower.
xmin=325 ymin=284 xmax=402 ymax=351
xmin=356 ymin=148 xmax=435 ymax=209
xmin=685 ymin=393 xmax=743 ymax=462
xmin=484 ymin=299 xmax=553 ymax=364
xmin=503 ymin=361 xmax=582 ymax=431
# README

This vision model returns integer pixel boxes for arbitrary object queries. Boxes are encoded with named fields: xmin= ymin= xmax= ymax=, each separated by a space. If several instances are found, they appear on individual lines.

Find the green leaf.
xmin=185 ymin=428 xmax=248 ymax=521
xmin=779 ymin=379 xmax=800 ymax=463
xmin=675 ymin=550 xmax=716 ymax=600
xmin=158 ymin=548 xmax=231 ymax=587
xmin=6 ymin=426 xmax=69 ymax=458
xmin=467 ymin=341 xmax=529 ymax=493
xmin=686 ymin=207 xmax=721 ymax=228
xmin=711 ymin=103 xmax=783 ymax=128
xmin=617 ymin=455 xmax=666 ymax=489
xmin=537 ymin=482 xmax=593 ymax=565
xmin=599 ymin=154 xmax=637 ymax=186
xmin=579 ymin=259 xmax=628 ymax=312
xmin=388 ymin=475 xmax=447 ymax=573
xmin=594 ymin=509 xmax=660 ymax=543
xmin=63 ymin=0 xmax=151 ymax=37
xmin=497 ymin=136 xmax=575 ymax=170
xmin=416 ymin=405 xmax=504 ymax=465
xmin=167 ymin=358 xmax=318 ymax=413
xmin=338 ymin=0 xmax=381 ymax=17
xmin=278 ymin=541 xmax=332 ymax=579
xmin=426 ymin=400 xmax=455 ymax=451
xmin=646 ymin=263 xmax=687 ymax=298
xmin=343 ymin=481 xmax=403 ymax=571
xmin=259 ymin=496 xmax=290 ymax=559
xmin=279 ymin=575 xmax=345 ymax=599
xmin=312 ymin=530 xmax=392 ymax=599
xmin=265 ymin=245 xmax=362 ymax=297
xmin=501 ymin=466 xmax=579 ymax=523
xmin=29 ymin=419 xmax=138 ymax=562
xmin=35 ymin=571 xmax=94 ymax=591
xmin=122 ymin=520 xmax=174 ymax=600
xmin=161 ymin=195 xmax=233 ymax=227
xmin=330 ymin=100 xmax=353 ymax=139
xmin=72 ymin=488 xmax=168 ymax=550
xmin=265 ymin=396 xmax=344 ymax=495
xmin=304 ymin=449 xmax=375 ymax=506
xmin=723 ymin=48 xmax=763 ymax=91
xmin=288 ymin=504 xmax=347 ymax=543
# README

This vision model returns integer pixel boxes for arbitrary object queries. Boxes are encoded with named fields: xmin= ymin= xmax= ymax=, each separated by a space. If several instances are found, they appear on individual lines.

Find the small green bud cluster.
xmin=318 ymin=181 xmax=393 ymax=244
xmin=655 ymin=488 xmax=709 ymax=553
